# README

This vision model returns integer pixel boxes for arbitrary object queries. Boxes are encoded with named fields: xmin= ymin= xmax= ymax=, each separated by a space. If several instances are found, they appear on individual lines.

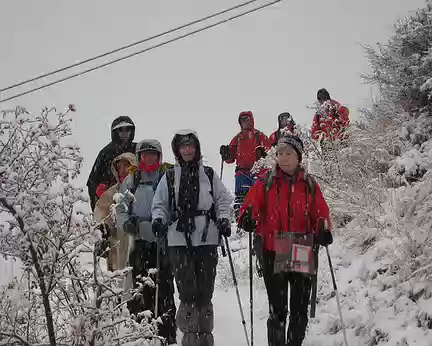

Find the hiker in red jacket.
xmin=268 ymin=112 xmax=297 ymax=147
xmin=312 ymin=88 xmax=350 ymax=141
xmin=238 ymin=133 xmax=333 ymax=346
xmin=219 ymin=111 xmax=269 ymax=216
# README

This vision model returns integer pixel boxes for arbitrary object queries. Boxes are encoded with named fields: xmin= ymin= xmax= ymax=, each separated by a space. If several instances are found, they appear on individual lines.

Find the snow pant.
xmin=170 ymin=246 xmax=218 ymax=346
xmin=262 ymin=250 xmax=312 ymax=346
xmin=234 ymin=169 xmax=254 ymax=219
xmin=128 ymin=240 xmax=177 ymax=344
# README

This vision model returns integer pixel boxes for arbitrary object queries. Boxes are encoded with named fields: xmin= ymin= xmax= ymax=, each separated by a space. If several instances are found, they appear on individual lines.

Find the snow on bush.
xmin=0 ymin=106 xmax=158 ymax=346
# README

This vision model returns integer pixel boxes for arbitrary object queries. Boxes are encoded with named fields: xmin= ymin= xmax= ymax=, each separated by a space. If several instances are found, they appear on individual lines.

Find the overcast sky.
xmin=0 ymin=0 xmax=425 ymax=196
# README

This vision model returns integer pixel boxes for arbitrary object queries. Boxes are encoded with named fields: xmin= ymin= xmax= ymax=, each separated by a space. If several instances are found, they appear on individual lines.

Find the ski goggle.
xmin=137 ymin=142 xmax=159 ymax=152
xmin=177 ymin=135 xmax=196 ymax=147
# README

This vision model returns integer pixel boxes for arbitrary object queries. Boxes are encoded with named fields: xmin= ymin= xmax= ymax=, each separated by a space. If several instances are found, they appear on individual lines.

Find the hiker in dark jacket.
xmin=116 ymin=139 xmax=176 ymax=345
xmin=152 ymin=129 xmax=232 ymax=346
xmin=87 ymin=116 xmax=137 ymax=211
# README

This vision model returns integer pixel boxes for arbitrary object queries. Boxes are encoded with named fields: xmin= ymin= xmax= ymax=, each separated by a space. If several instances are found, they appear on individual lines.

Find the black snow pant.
xmin=262 ymin=250 xmax=312 ymax=346
xmin=170 ymin=246 xmax=218 ymax=346
xmin=128 ymin=240 xmax=177 ymax=344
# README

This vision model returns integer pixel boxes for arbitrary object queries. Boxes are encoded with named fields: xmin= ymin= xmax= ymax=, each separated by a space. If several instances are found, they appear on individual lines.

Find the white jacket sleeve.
xmin=151 ymin=174 xmax=170 ymax=224
xmin=212 ymin=172 xmax=233 ymax=220
xmin=116 ymin=175 xmax=134 ymax=229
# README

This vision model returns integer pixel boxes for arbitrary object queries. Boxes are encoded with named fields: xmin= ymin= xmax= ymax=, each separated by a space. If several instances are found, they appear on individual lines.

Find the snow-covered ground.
xmin=211 ymin=228 xmax=432 ymax=346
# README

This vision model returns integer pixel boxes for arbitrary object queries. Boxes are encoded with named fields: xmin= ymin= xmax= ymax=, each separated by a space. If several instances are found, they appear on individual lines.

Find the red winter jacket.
xmin=239 ymin=167 xmax=331 ymax=251
xmin=225 ymin=112 xmax=269 ymax=170
xmin=311 ymin=100 xmax=350 ymax=141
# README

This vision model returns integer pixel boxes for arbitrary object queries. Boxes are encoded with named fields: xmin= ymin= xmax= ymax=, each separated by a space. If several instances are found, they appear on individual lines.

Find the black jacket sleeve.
xmin=87 ymin=149 xmax=108 ymax=211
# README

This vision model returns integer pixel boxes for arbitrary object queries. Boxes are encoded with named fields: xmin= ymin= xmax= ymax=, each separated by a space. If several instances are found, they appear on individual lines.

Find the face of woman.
xmin=179 ymin=144 xmax=197 ymax=162
xmin=140 ymin=151 xmax=159 ymax=165
xmin=276 ymin=144 xmax=299 ymax=175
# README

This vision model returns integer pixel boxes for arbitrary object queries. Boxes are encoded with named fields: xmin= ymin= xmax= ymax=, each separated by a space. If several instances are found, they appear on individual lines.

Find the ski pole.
xmin=326 ymin=246 xmax=348 ymax=346
xmin=224 ymin=236 xmax=250 ymax=346
xmin=248 ymin=227 xmax=254 ymax=346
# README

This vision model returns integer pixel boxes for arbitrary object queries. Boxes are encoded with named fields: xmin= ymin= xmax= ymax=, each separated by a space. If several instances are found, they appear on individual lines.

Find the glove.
xmin=152 ymin=218 xmax=168 ymax=238
xmin=315 ymin=229 xmax=333 ymax=246
xmin=123 ymin=215 xmax=139 ymax=235
xmin=219 ymin=145 xmax=231 ymax=161
xmin=96 ymin=183 xmax=108 ymax=198
xmin=217 ymin=218 xmax=231 ymax=237
xmin=238 ymin=207 xmax=256 ymax=233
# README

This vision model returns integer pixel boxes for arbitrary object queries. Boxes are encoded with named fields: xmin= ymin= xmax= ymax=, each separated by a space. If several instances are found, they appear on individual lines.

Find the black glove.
xmin=123 ymin=215 xmax=139 ymax=235
xmin=217 ymin=218 xmax=231 ymax=237
xmin=256 ymin=146 xmax=267 ymax=159
xmin=238 ymin=208 xmax=256 ymax=233
xmin=219 ymin=145 xmax=231 ymax=161
xmin=152 ymin=218 xmax=168 ymax=238
xmin=315 ymin=229 xmax=333 ymax=246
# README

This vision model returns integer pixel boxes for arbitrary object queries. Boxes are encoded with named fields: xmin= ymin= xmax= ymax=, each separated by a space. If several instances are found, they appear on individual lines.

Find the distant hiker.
xmin=312 ymin=88 xmax=350 ymax=142
xmin=238 ymin=133 xmax=333 ymax=346
xmin=93 ymin=152 xmax=138 ymax=271
xmin=116 ymin=139 xmax=176 ymax=344
xmin=152 ymin=130 xmax=232 ymax=346
xmin=219 ymin=111 xmax=269 ymax=216
xmin=87 ymin=116 xmax=137 ymax=211
xmin=268 ymin=112 xmax=297 ymax=147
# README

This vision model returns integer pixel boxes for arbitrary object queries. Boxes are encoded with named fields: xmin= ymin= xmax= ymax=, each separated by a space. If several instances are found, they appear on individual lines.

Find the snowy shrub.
xmin=0 ymin=106 xmax=157 ymax=346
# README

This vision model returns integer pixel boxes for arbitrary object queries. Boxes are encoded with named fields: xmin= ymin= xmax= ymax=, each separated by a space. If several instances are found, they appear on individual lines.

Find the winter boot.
xmin=267 ymin=314 xmax=286 ymax=346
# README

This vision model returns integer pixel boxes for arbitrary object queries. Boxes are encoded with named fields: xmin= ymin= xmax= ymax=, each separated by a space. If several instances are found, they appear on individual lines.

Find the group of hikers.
xmin=86 ymin=88 xmax=350 ymax=346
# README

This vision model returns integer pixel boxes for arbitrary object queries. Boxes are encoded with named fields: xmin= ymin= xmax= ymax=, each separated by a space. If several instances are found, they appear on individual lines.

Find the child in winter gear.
xmin=116 ymin=139 xmax=176 ymax=345
xmin=268 ymin=112 xmax=297 ymax=147
xmin=312 ymin=88 xmax=350 ymax=142
xmin=152 ymin=130 xmax=232 ymax=346
xmin=94 ymin=152 xmax=138 ymax=271
xmin=219 ymin=111 xmax=269 ymax=216
xmin=238 ymin=133 xmax=332 ymax=346
xmin=87 ymin=116 xmax=137 ymax=211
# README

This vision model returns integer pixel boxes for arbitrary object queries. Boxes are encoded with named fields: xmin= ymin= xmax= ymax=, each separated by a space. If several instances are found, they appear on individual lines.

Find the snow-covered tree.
xmin=0 ymin=106 xmax=158 ymax=346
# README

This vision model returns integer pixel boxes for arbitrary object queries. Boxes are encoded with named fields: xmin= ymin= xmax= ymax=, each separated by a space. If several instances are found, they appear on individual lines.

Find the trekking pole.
xmin=219 ymin=159 xmax=227 ymax=257
xmin=154 ymin=239 xmax=162 ymax=319
xmin=248 ymin=227 xmax=254 ymax=346
xmin=224 ymin=236 xmax=250 ymax=346
xmin=326 ymin=246 xmax=348 ymax=346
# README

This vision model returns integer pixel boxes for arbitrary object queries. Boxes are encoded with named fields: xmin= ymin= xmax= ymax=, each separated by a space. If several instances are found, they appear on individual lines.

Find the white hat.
xmin=112 ymin=121 xmax=134 ymax=130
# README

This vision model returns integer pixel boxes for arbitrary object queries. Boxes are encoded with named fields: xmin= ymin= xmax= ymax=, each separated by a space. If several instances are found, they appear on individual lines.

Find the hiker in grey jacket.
xmin=151 ymin=130 xmax=232 ymax=346
xmin=116 ymin=139 xmax=176 ymax=345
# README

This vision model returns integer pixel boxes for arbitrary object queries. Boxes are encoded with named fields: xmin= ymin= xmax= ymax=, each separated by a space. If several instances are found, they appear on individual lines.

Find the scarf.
xmin=139 ymin=160 xmax=161 ymax=173
xmin=176 ymin=161 xmax=200 ymax=236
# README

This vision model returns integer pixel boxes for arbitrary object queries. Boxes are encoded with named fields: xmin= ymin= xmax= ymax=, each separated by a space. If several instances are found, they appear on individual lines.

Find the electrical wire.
xmin=0 ymin=0 xmax=258 ymax=93
xmin=0 ymin=0 xmax=282 ymax=104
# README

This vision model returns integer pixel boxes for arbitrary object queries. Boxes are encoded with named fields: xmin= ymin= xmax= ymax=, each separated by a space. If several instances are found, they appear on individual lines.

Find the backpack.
xmin=261 ymin=169 xmax=317 ymax=233
xmin=165 ymin=165 xmax=217 ymax=246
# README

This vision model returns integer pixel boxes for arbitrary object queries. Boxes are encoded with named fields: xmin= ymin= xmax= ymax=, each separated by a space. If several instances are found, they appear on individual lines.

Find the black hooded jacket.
xmin=87 ymin=116 xmax=136 ymax=211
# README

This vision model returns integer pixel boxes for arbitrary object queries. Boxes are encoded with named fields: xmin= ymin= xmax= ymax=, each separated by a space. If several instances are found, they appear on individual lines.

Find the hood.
xmin=171 ymin=129 xmax=202 ymax=163
xmin=111 ymin=116 xmax=135 ymax=144
xmin=111 ymin=152 xmax=138 ymax=182
xmin=277 ymin=112 xmax=294 ymax=129
xmin=238 ymin=111 xmax=255 ymax=130
xmin=136 ymin=139 xmax=163 ymax=164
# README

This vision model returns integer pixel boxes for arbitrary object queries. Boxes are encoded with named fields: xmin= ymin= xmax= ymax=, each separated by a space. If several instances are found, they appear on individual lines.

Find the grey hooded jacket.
xmin=116 ymin=139 xmax=168 ymax=242
xmin=151 ymin=130 xmax=232 ymax=247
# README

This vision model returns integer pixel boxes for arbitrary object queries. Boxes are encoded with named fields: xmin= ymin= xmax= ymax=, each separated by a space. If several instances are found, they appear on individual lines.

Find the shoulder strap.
xmin=255 ymin=130 xmax=262 ymax=146
xmin=127 ymin=170 xmax=141 ymax=215
xmin=262 ymin=170 xmax=273 ymax=221
xmin=166 ymin=167 xmax=176 ymax=213
xmin=203 ymin=166 xmax=217 ymax=222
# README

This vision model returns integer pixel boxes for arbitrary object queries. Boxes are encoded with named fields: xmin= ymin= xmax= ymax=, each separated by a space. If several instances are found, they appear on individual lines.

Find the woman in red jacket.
xmin=238 ymin=133 xmax=333 ymax=346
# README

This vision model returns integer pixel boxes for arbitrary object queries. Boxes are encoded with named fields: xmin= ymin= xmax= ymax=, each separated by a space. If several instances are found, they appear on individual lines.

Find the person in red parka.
xmin=238 ymin=133 xmax=333 ymax=346
xmin=219 ymin=111 xmax=269 ymax=216
xmin=268 ymin=112 xmax=297 ymax=147
xmin=312 ymin=88 xmax=350 ymax=142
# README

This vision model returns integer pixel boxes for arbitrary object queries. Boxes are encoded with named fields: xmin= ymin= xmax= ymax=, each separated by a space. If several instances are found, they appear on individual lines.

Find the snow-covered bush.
xmin=0 ymin=106 xmax=157 ymax=346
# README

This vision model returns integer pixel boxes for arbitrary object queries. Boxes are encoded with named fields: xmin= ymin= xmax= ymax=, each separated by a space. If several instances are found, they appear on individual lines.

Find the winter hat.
xmin=171 ymin=129 xmax=202 ymax=162
xmin=317 ymin=88 xmax=331 ymax=102
xmin=277 ymin=134 xmax=304 ymax=162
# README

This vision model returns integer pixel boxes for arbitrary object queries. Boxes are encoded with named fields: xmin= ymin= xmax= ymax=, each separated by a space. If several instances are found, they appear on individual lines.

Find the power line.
xmin=0 ymin=0 xmax=282 ymax=104
xmin=0 ymin=0 xmax=258 ymax=93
